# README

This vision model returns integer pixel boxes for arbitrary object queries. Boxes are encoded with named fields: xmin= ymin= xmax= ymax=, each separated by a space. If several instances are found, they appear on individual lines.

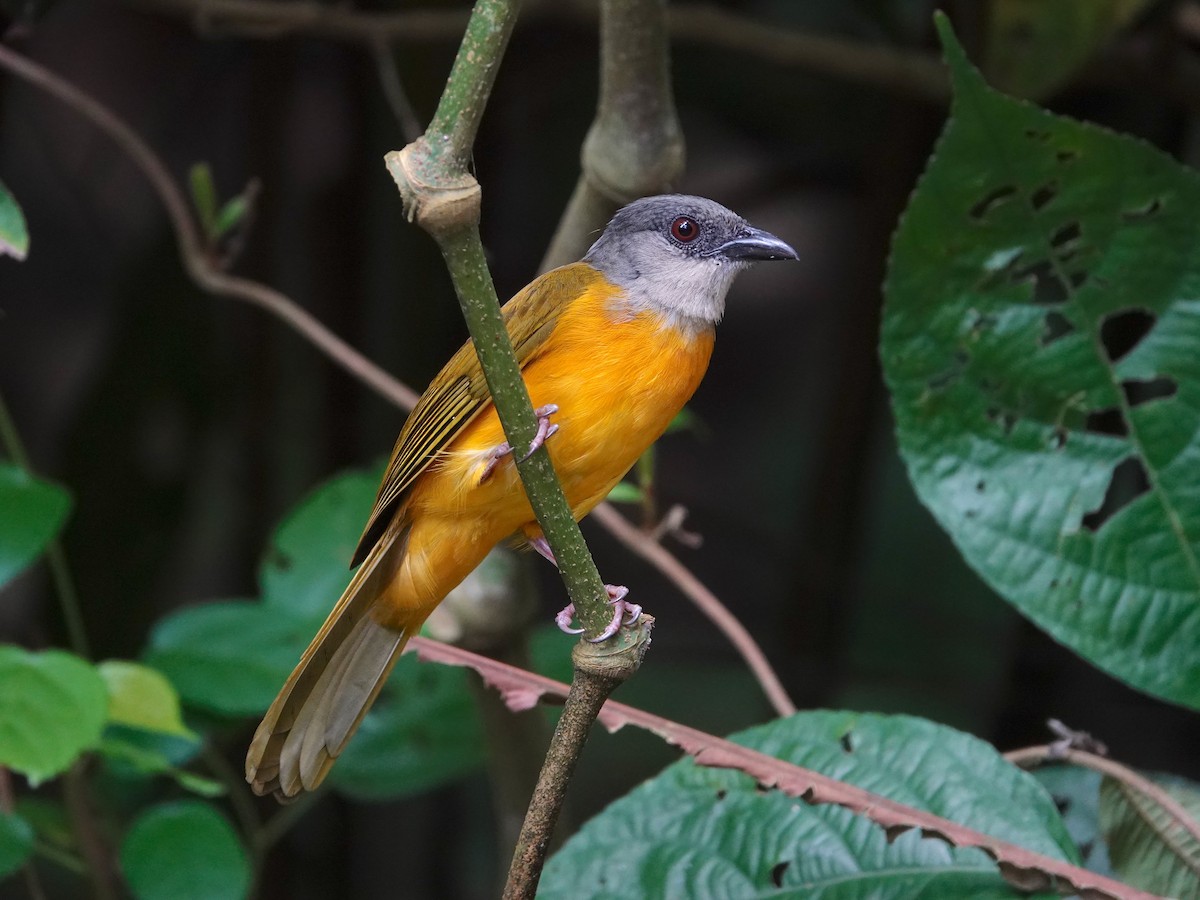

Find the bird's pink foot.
xmin=480 ymin=404 xmax=560 ymax=482
xmin=554 ymin=585 xmax=642 ymax=642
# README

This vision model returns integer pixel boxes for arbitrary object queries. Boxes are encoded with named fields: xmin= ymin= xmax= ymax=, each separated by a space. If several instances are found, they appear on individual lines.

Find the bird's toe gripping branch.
xmin=555 ymin=585 xmax=642 ymax=643
xmin=480 ymin=403 xmax=560 ymax=482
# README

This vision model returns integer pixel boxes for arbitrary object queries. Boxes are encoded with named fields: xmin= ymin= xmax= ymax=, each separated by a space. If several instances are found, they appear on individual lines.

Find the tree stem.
xmin=502 ymin=666 xmax=619 ymax=899
xmin=541 ymin=0 xmax=684 ymax=270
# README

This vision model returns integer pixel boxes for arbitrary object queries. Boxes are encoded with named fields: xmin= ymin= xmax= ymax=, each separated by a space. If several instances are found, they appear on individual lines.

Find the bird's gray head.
xmin=583 ymin=194 xmax=797 ymax=332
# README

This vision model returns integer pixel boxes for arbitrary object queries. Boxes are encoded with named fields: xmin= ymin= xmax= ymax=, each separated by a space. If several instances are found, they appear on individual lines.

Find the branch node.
xmin=571 ymin=615 xmax=653 ymax=682
xmin=385 ymin=144 xmax=481 ymax=233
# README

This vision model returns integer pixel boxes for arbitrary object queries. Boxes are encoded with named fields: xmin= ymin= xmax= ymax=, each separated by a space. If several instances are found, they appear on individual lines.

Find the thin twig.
xmin=201 ymin=743 xmax=261 ymax=844
xmin=1006 ymin=744 xmax=1200 ymax=850
xmin=666 ymin=4 xmax=947 ymax=103
xmin=124 ymin=0 xmax=471 ymax=42
xmin=0 ymin=43 xmax=420 ymax=412
xmin=0 ymin=388 xmax=91 ymax=659
xmin=370 ymin=37 xmax=423 ymax=144
xmin=31 ymin=839 xmax=86 ymax=876
xmin=255 ymin=791 xmax=322 ymax=853
xmin=590 ymin=502 xmax=797 ymax=717
xmin=127 ymin=0 xmax=949 ymax=105
xmin=62 ymin=764 xmax=117 ymax=900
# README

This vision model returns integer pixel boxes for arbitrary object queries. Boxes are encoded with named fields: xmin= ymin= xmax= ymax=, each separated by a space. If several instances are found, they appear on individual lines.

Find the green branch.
xmin=385 ymin=0 xmax=642 ymax=647
xmin=384 ymin=1 xmax=656 ymax=892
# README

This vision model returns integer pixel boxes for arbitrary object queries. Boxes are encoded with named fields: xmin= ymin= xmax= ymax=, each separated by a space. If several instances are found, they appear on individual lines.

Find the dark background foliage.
xmin=2 ymin=0 xmax=1198 ymax=896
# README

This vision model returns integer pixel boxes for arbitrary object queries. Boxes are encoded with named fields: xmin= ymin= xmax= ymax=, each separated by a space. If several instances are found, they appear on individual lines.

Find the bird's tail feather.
xmin=245 ymin=524 xmax=422 ymax=801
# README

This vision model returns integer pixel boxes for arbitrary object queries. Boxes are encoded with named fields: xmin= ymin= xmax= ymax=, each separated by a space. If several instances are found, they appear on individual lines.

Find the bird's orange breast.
xmin=407 ymin=274 xmax=715 ymax=538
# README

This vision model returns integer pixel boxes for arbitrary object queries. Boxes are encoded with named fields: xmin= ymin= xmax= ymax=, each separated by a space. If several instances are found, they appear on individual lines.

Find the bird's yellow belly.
xmin=408 ymin=303 xmax=715 ymax=543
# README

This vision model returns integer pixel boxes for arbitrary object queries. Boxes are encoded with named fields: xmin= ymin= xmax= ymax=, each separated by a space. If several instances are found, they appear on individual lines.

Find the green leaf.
xmin=98 ymin=660 xmax=196 ymax=738
xmin=542 ymin=712 xmax=1076 ymax=899
xmin=98 ymin=735 xmax=221 ymax=798
xmin=259 ymin=468 xmax=381 ymax=620
xmin=213 ymin=195 xmax=249 ymax=239
xmin=144 ymin=601 xmax=316 ymax=717
xmin=328 ymin=651 xmax=485 ymax=800
xmin=0 ymin=463 xmax=71 ymax=588
xmin=984 ymin=0 xmax=1152 ymax=100
xmin=188 ymin=163 xmax=218 ymax=239
xmin=881 ymin=17 xmax=1200 ymax=709
xmin=0 ymin=179 xmax=29 ymax=261
xmin=1099 ymin=771 xmax=1200 ymax=896
xmin=604 ymin=481 xmax=644 ymax=504
xmin=666 ymin=407 xmax=701 ymax=434
xmin=0 ymin=646 xmax=107 ymax=784
xmin=0 ymin=813 xmax=33 ymax=880
xmin=120 ymin=801 xmax=249 ymax=900
xmin=13 ymin=798 xmax=71 ymax=856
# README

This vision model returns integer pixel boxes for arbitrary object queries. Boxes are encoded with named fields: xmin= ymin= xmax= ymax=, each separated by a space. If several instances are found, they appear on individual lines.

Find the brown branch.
xmin=62 ymin=764 xmax=117 ymax=900
xmin=123 ymin=0 xmax=471 ymax=42
xmin=502 ymin=663 xmax=619 ymax=900
xmin=411 ymin=636 xmax=1154 ymax=900
xmin=128 ymin=0 xmax=949 ymax=106
xmin=1006 ymin=744 xmax=1200 ymax=852
xmin=0 ymin=43 xmax=420 ymax=412
xmin=666 ymin=4 xmax=947 ymax=103
xmin=590 ymin=502 xmax=797 ymax=717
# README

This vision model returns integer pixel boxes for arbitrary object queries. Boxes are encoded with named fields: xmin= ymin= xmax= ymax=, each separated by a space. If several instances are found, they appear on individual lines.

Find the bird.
xmin=245 ymin=194 xmax=797 ymax=800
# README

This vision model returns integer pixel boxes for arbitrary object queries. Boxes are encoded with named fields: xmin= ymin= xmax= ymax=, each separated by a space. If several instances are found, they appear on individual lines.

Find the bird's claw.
xmin=554 ymin=585 xmax=641 ymax=642
xmin=517 ymin=404 xmax=560 ymax=463
xmin=555 ymin=603 xmax=585 ymax=635
xmin=480 ymin=404 xmax=559 ymax=482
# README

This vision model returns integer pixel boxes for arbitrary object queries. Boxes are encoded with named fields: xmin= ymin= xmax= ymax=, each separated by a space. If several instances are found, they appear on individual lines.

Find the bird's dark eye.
xmin=670 ymin=215 xmax=700 ymax=243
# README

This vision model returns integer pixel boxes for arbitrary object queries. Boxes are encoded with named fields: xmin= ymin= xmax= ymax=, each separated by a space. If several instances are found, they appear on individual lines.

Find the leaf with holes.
xmin=541 ymin=712 xmax=1077 ymax=899
xmin=882 ymin=16 xmax=1200 ymax=709
xmin=1099 ymin=771 xmax=1200 ymax=897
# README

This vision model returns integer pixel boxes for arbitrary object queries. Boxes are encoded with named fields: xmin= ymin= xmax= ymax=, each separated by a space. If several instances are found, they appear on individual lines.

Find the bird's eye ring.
xmin=670 ymin=216 xmax=700 ymax=243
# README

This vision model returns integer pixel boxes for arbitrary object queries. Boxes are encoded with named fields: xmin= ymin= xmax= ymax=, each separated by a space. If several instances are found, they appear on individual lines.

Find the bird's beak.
xmin=711 ymin=226 xmax=798 ymax=262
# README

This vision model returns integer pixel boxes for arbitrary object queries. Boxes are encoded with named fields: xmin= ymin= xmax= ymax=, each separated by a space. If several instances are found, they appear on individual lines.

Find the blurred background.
xmin=3 ymin=0 xmax=1200 ymax=896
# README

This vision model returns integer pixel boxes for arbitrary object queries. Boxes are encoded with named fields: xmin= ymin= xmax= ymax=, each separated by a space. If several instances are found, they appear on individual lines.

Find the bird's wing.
xmin=349 ymin=263 xmax=599 ymax=566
